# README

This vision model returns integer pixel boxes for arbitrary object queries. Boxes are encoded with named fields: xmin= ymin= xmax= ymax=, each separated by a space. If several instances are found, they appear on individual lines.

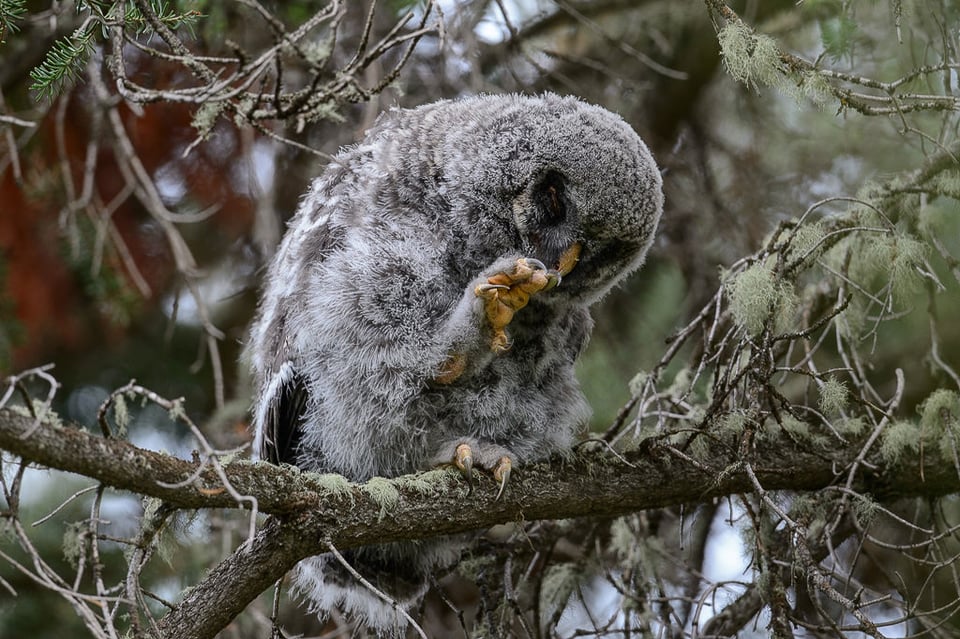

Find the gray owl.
xmin=248 ymin=93 xmax=663 ymax=633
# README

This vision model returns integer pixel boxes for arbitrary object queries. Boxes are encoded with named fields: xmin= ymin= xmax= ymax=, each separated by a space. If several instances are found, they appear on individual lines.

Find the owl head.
xmin=370 ymin=93 xmax=664 ymax=303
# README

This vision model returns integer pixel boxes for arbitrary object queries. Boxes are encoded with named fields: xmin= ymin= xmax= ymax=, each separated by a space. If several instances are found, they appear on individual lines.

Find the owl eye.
xmin=533 ymin=170 xmax=568 ymax=225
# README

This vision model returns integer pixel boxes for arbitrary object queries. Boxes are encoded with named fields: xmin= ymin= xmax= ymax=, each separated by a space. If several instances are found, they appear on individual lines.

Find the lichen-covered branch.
xmin=2 ymin=406 xmax=959 ymax=638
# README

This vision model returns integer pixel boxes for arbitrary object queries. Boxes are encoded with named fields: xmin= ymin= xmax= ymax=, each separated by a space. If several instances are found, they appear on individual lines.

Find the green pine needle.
xmin=29 ymin=26 xmax=97 ymax=100
xmin=27 ymin=1 xmax=202 ymax=100
xmin=0 ymin=0 xmax=27 ymax=42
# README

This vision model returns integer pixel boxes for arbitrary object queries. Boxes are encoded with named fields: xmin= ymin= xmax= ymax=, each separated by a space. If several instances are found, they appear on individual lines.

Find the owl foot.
xmin=434 ymin=439 xmax=515 ymax=499
xmin=475 ymin=258 xmax=560 ymax=353
xmin=434 ymin=352 xmax=467 ymax=384
xmin=454 ymin=443 xmax=512 ymax=499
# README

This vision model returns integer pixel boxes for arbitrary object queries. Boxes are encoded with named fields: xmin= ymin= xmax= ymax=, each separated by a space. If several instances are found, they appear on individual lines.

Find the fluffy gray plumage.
xmin=247 ymin=93 xmax=663 ymax=633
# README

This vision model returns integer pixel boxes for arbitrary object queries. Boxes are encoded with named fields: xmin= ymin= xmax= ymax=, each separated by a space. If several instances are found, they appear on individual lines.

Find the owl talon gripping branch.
xmin=452 ymin=442 xmax=512 ymax=499
xmin=454 ymin=443 xmax=474 ymax=478
xmin=493 ymin=456 xmax=511 ymax=500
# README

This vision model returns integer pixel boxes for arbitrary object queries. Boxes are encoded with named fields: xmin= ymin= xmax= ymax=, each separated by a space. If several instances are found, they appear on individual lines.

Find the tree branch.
xmin=2 ymin=408 xmax=958 ymax=639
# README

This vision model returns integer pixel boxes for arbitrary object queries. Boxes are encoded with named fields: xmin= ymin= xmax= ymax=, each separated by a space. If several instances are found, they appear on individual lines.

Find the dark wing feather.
xmin=263 ymin=369 xmax=309 ymax=465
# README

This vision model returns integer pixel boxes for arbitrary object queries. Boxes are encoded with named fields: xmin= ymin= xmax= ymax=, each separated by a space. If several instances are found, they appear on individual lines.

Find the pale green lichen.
xmin=870 ymin=234 xmax=927 ymax=303
xmin=313 ymin=473 xmax=354 ymax=503
xmin=773 ymin=284 xmax=799 ymax=335
xmin=728 ymin=261 xmax=775 ymax=335
xmin=214 ymin=452 xmax=240 ymax=466
xmin=835 ymin=295 xmax=867 ymax=340
xmin=10 ymin=401 xmax=62 ymax=427
xmin=112 ymin=393 xmax=130 ymax=435
xmin=835 ymin=416 xmax=866 ymax=437
xmin=918 ymin=196 xmax=958 ymax=240
xmin=825 ymin=224 xmax=928 ymax=327
xmin=167 ymin=398 xmax=187 ymax=422
xmin=798 ymin=69 xmax=833 ymax=107
xmin=789 ymin=494 xmax=815 ymax=519
xmin=457 ymin=553 xmax=496 ymax=581
xmin=720 ymin=20 xmax=831 ymax=106
xmin=302 ymin=38 xmax=332 ymax=65
xmin=849 ymin=231 xmax=920 ymax=290
xmin=852 ymin=492 xmax=878 ymax=526
xmin=917 ymin=389 xmax=960 ymax=459
xmin=879 ymin=420 xmax=920 ymax=464
xmin=926 ymin=170 xmax=960 ymax=199
xmin=686 ymin=424 xmax=711 ymax=458
xmin=609 ymin=517 xmax=636 ymax=560
xmin=470 ymin=620 xmax=495 ymax=639
xmin=300 ymin=101 xmax=346 ymax=126
xmin=726 ymin=261 xmax=796 ymax=336
xmin=760 ymin=415 xmax=827 ymax=448
xmin=362 ymin=476 xmax=400 ymax=519
xmin=62 ymin=522 xmax=83 ymax=568
xmin=665 ymin=367 xmax=691 ymax=398
xmin=234 ymin=97 xmax=255 ymax=128
xmin=628 ymin=369 xmax=650 ymax=397
xmin=717 ymin=21 xmax=783 ymax=90
xmin=611 ymin=516 xmax=667 ymax=580
xmin=818 ymin=378 xmax=848 ymax=416
xmin=539 ymin=563 xmax=579 ymax=622
xmin=781 ymin=416 xmax=811 ymax=439
xmin=396 ymin=470 xmax=443 ymax=496
xmin=920 ymin=389 xmax=960 ymax=430
xmin=191 ymin=100 xmax=225 ymax=140
xmin=785 ymin=221 xmax=827 ymax=266
xmin=755 ymin=566 xmax=774 ymax=595
xmin=717 ymin=412 xmax=747 ymax=436
xmin=139 ymin=498 xmax=176 ymax=567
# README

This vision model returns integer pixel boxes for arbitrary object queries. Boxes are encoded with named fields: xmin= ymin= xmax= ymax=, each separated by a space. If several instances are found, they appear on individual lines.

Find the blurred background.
xmin=1 ymin=0 xmax=959 ymax=636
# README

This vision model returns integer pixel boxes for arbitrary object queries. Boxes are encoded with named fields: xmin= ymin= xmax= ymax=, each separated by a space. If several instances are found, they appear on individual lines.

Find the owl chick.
xmin=248 ymin=93 xmax=663 ymax=633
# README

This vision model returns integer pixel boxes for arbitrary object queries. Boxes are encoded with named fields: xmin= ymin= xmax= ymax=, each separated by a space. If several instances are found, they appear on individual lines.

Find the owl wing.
xmin=254 ymin=190 xmax=347 ymax=467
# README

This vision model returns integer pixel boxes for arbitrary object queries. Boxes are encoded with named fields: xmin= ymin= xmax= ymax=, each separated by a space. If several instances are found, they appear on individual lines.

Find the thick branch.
xmin=2 ymin=409 xmax=958 ymax=639
xmin=0 ymin=408 xmax=315 ymax=514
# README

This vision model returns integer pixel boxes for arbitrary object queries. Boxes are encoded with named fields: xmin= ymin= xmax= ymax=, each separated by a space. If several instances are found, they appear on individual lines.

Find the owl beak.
xmin=543 ymin=242 xmax=582 ymax=289
xmin=555 ymin=242 xmax=582 ymax=276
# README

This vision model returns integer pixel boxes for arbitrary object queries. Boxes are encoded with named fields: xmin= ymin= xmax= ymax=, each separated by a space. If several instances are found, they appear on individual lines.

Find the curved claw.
xmin=475 ymin=283 xmax=510 ymax=295
xmin=455 ymin=443 xmax=474 ymax=480
xmin=520 ymin=257 xmax=548 ymax=272
xmin=493 ymin=456 xmax=512 ymax=500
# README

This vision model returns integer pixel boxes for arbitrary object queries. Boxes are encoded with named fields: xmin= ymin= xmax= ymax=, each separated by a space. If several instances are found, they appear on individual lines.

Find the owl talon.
xmin=475 ymin=283 xmax=510 ymax=294
xmin=543 ymin=270 xmax=561 ymax=290
xmin=493 ymin=456 xmax=512 ymax=500
xmin=454 ymin=443 xmax=474 ymax=478
xmin=519 ymin=257 xmax=547 ymax=272
xmin=442 ymin=442 xmax=514 ymax=498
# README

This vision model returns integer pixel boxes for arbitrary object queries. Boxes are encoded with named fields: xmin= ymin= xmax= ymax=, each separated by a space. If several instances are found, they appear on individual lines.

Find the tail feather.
xmin=294 ymin=539 xmax=464 ymax=635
